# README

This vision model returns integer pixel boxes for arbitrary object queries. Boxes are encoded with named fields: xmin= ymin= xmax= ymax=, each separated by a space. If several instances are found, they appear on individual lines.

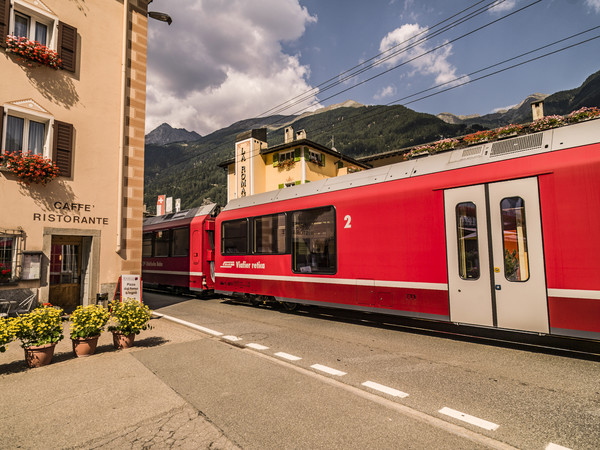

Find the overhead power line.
xmin=147 ymin=27 xmax=600 ymax=202
xmin=257 ymin=0 xmax=505 ymax=118
xmin=147 ymin=0 xmax=542 ymax=175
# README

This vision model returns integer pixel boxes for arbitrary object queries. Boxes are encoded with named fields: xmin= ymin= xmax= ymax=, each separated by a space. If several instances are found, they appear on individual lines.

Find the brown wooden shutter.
xmin=58 ymin=22 xmax=77 ymax=72
xmin=0 ymin=0 xmax=10 ymax=49
xmin=0 ymin=106 xmax=4 ymax=150
xmin=52 ymin=121 xmax=74 ymax=177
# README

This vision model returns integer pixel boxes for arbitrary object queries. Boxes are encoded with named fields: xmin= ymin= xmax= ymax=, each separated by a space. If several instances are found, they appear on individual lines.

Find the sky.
xmin=145 ymin=0 xmax=600 ymax=135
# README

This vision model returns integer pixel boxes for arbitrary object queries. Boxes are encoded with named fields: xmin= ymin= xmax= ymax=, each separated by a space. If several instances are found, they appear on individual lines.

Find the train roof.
xmin=222 ymin=118 xmax=600 ymax=212
xmin=143 ymin=203 xmax=216 ymax=230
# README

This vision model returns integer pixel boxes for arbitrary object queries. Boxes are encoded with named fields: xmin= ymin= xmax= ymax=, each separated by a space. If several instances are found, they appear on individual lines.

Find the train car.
xmin=215 ymin=118 xmax=600 ymax=342
xmin=143 ymin=204 xmax=216 ymax=295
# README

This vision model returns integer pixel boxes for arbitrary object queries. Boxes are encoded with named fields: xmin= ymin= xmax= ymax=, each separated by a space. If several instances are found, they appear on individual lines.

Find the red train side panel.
xmin=143 ymin=204 xmax=216 ymax=293
xmin=215 ymin=119 xmax=600 ymax=341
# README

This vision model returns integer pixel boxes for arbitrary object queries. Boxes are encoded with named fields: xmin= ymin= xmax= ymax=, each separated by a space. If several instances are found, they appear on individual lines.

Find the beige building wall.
xmin=0 ymin=0 xmax=149 ymax=308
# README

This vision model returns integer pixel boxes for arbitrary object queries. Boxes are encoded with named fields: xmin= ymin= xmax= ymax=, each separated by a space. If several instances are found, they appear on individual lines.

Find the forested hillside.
xmin=144 ymin=69 xmax=600 ymax=212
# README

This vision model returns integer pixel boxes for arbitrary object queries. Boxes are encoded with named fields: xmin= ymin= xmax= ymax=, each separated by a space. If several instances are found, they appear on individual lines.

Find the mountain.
xmin=145 ymin=123 xmax=201 ymax=145
xmin=437 ymin=94 xmax=548 ymax=127
xmin=144 ymin=69 xmax=600 ymax=212
xmin=437 ymin=70 xmax=600 ymax=127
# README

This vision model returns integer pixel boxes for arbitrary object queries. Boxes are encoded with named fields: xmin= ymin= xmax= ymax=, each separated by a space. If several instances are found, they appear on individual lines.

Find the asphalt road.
xmin=142 ymin=291 xmax=600 ymax=450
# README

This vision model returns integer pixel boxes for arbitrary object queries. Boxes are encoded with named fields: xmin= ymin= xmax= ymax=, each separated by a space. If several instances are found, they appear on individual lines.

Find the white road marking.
xmin=438 ymin=407 xmax=499 ymax=431
xmin=362 ymin=381 xmax=409 ymax=398
xmin=223 ymin=335 xmax=241 ymax=342
xmin=246 ymin=343 xmax=269 ymax=350
xmin=546 ymin=444 xmax=572 ymax=450
xmin=151 ymin=313 xmax=223 ymax=336
xmin=275 ymin=352 xmax=302 ymax=361
xmin=311 ymin=364 xmax=347 ymax=376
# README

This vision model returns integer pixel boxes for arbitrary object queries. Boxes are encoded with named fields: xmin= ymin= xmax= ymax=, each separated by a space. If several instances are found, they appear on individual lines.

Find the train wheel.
xmin=282 ymin=302 xmax=297 ymax=311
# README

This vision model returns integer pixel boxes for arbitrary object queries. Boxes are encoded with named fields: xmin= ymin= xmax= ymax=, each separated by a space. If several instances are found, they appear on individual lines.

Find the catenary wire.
xmin=146 ymin=30 xmax=600 ymax=201
xmin=146 ymin=0 xmax=544 ymax=177
xmin=257 ymin=0 xmax=507 ymax=117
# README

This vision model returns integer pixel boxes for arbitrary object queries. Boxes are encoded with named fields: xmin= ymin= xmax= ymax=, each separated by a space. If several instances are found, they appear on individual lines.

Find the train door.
xmin=444 ymin=177 xmax=549 ymax=333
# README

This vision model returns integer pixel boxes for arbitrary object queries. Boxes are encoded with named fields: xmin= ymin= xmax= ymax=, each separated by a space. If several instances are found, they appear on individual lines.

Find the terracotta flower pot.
xmin=24 ymin=343 xmax=56 ymax=368
xmin=112 ymin=332 xmax=135 ymax=349
xmin=72 ymin=335 xmax=100 ymax=357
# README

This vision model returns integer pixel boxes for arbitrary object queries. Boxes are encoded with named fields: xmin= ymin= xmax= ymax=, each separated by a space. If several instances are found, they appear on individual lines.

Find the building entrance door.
xmin=50 ymin=235 xmax=83 ymax=310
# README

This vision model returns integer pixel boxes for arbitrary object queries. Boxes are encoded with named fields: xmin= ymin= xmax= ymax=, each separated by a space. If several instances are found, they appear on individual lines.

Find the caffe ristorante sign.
xmin=33 ymin=201 xmax=110 ymax=225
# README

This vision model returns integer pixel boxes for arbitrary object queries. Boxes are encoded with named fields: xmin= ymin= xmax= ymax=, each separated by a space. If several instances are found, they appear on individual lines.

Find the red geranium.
xmin=1 ymin=151 xmax=60 ymax=185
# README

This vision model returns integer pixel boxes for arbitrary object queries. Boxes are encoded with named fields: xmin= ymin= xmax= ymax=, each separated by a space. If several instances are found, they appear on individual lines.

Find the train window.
xmin=292 ymin=206 xmax=336 ymax=274
xmin=254 ymin=213 xmax=287 ymax=254
xmin=154 ymin=230 xmax=171 ymax=257
xmin=172 ymin=228 xmax=190 ymax=257
xmin=142 ymin=233 xmax=153 ymax=258
xmin=500 ymin=197 xmax=530 ymax=282
xmin=456 ymin=202 xmax=479 ymax=280
xmin=222 ymin=219 xmax=248 ymax=254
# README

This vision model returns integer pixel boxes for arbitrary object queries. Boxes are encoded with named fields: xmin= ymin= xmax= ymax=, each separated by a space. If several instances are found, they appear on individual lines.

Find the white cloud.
xmin=145 ymin=0 xmax=319 ymax=134
xmin=585 ymin=0 xmax=600 ymax=13
xmin=378 ymin=23 xmax=467 ymax=87
xmin=488 ymin=0 xmax=517 ymax=14
xmin=374 ymin=85 xmax=397 ymax=100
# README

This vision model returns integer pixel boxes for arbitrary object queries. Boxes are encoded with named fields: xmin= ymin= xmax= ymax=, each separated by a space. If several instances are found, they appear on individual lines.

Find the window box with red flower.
xmin=0 ymin=151 xmax=60 ymax=185
xmin=463 ymin=129 xmax=497 ymax=145
xmin=5 ymin=35 xmax=62 ymax=69
xmin=0 ymin=263 xmax=11 ymax=283
xmin=496 ymin=124 xmax=523 ymax=139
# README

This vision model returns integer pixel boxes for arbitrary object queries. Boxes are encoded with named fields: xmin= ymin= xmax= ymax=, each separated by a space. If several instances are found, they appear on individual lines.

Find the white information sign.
xmin=120 ymin=275 xmax=142 ymax=302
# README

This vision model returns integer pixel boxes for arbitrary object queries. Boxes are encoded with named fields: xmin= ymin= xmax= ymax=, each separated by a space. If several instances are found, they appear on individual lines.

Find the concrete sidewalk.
xmin=0 ymin=316 xmax=239 ymax=449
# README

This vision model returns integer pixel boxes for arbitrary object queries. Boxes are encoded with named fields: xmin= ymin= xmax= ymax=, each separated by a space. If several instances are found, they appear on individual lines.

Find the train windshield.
xmin=292 ymin=206 xmax=336 ymax=274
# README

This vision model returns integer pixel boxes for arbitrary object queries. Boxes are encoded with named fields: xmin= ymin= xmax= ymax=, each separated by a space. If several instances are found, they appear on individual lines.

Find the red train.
xmin=142 ymin=118 xmax=600 ymax=343
xmin=142 ymin=204 xmax=216 ymax=295
xmin=213 ymin=118 xmax=600 ymax=342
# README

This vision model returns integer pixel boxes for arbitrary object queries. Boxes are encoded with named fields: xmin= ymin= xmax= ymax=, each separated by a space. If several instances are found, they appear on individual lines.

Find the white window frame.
xmin=308 ymin=150 xmax=323 ymax=165
xmin=279 ymin=150 xmax=294 ymax=163
xmin=9 ymin=0 xmax=58 ymax=50
xmin=2 ymin=104 xmax=54 ymax=158
xmin=284 ymin=181 xmax=296 ymax=188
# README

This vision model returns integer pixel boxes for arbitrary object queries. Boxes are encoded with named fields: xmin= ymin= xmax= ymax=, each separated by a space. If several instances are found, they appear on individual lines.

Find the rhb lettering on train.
xmin=220 ymin=260 xmax=265 ymax=269
xmin=142 ymin=261 xmax=163 ymax=267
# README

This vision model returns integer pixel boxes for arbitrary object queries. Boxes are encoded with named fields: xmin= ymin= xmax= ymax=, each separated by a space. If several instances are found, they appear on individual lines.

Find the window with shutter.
xmin=1 ymin=103 xmax=52 ymax=158
xmin=52 ymin=121 xmax=74 ymax=177
xmin=0 ymin=106 xmax=4 ymax=144
xmin=58 ymin=22 xmax=77 ymax=72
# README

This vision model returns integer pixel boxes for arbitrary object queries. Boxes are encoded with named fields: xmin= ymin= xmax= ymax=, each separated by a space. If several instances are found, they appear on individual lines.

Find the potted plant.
xmin=0 ymin=317 xmax=15 ymax=353
xmin=11 ymin=305 xmax=64 ymax=368
xmin=108 ymin=299 xmax=152 ymax=349
xmin=69 ymin=304 xmax=111 ymax=357
xmin=0 ymin=152 xmax=60 ymax=185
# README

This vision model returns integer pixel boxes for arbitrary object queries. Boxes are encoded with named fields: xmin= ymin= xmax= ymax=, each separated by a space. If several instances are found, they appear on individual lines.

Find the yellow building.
xmin=0 ymin=0 xmax=152 ymax=310
xmin=220 ymin=127 xmax=370 ymax=202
